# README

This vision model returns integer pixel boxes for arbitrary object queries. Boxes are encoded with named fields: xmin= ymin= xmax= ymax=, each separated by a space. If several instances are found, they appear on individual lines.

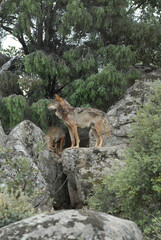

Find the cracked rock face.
xmin=62 ymin=77 xmax=160 ymax=208
xmin=62 ymin=146 xmax=126 ymax=208
xmin=0 ymin=209 xmax=144 ymax=240
xmin=90 ymin=79 xmax=159 ymax=148
xmin=0 ymin=120 xmax=7 ymax=147
xmin=0 ymin=120 xmax=70 ymax=210
xmin=0 ymin=120 xmax=52 ymax=211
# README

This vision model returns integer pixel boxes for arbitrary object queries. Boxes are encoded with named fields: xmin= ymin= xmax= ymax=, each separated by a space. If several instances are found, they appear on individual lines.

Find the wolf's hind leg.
xmin=92 ymin=127 xmax=100 ymax=147
xmin=67 ymin=125 xmax=75 ymax=148
xmin=59 ymin=136 xmax=65 ymax=152
xmin=94 ymin=123 xmax=104 ymax=147
xmin=73 ymin=124 xmax=80 ymax=148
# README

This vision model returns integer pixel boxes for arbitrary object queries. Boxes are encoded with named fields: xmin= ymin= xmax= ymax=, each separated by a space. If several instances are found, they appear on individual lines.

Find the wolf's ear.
xmin=55 ymin=94 xmax=63 ymax=102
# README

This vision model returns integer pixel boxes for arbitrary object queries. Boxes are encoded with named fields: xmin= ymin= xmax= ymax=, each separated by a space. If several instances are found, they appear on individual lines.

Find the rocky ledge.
xmin=62 ymin=146 xmax=126 ymax=208
xmin=0 ymin=209 xmax=144 ymax=240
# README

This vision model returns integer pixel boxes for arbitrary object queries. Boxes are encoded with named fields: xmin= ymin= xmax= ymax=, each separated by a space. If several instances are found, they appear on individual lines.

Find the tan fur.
xmin=46 ymin=126 xmax=65 ymax=154
xmin=47 ymin=95 xmax=111 ymax=148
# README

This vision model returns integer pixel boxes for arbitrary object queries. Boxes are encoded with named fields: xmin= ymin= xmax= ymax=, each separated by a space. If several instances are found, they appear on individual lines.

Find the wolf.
xmin=47 ymin=94 xmax=111 ymax=148
xmin=46 ymin=126 xmax=65 ymax=154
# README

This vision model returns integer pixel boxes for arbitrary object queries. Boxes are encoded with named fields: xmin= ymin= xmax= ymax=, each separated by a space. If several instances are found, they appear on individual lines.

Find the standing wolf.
xmin=48 ymin=94 xmax=111 ymax=148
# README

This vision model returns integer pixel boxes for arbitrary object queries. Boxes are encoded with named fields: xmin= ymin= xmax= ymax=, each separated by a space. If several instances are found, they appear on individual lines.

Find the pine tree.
xmin=0 ymin=0 xmax=161 ymax=130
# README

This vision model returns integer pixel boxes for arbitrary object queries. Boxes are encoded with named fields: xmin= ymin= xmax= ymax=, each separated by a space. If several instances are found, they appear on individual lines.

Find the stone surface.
xmin=62 ymin=146 xmax=126 ymax=208
xmin=0 ymin=120 xmax=70 ymax=210
xmin=63 ymin=75 xmax=161 ymax=207
xmin=1 ymin=69 xmax=161 ymax=211
xmin=0 ymin=209 xmax=144 ymax=240
xmin=0 ymin=120 xmax=7 ymax=147
xmin=90 ymin=78 xmax=159 ymax=148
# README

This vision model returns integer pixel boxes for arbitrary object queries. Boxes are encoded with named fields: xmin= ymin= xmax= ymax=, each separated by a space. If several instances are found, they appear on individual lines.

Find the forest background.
xmin=0 ymin=0 xmax=161 ymax=132
xmin=0 ymin=1 xmax=161 ymax=239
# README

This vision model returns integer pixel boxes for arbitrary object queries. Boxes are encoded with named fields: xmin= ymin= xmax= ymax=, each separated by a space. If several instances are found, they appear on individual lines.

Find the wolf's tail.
xmin=103 ymin=116 xmax=111 ymax=138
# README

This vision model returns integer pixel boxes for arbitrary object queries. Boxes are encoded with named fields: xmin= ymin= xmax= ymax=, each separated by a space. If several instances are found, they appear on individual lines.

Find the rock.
xmin=0 ymin=209 xmax=144 ymax=240
xmin=62 ymin=146 xmax=126 ymax=208
xmin=68 ymin=74 xmax=161 ymax=207
xmin=90 ymin=78 xmax=159 ymax=148
xmin=0 ymin=120 xmax=70 ymax=210
xmin=1 ymin=69 xmax=160 ymax=211
xmin=0 ymin=120 xmax=7 ymax=147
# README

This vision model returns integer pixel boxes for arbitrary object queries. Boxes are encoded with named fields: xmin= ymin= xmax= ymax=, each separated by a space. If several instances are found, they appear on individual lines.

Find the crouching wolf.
xmin=47 ymin=95 xmax=111 ymax=148
xmin=46 ymin=126 xmax=65 ymax=154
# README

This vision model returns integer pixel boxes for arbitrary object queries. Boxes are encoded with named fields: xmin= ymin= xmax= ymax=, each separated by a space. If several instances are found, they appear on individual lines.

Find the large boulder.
xmin=62 ymin=146 xmax=126 ymax=208
xmin=103 ymin=77 xmax=160 ymax=147
xmin=0 ymin=120 xmax=70 ymax=210
xmin=0 ymin=209 xmax=144 ymax=240
xmin=90 ymin=73 xmax=161 ymax=148
xmin=1 ymin=68 xmax=160 ymax=211
xmin=63 ymin=74 xmax=161 ymax=207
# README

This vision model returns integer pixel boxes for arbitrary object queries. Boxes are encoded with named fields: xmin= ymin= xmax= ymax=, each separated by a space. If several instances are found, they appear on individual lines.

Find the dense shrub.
xmin=0 ymin=95 xmax=27 ymax=131
xmin=64 ymin=45 xmax=139 ymax=110
xmin=30 ymin=98 xmax=57 ymax=132
xmin=88 ymin=80 xmax=161 ymax=240
xmin=0 ymin=188 xmax=35 ymax=227
xmin=0 ymin=71 xmax=22 ymax=97
xmin=0 ymin=147 xmax=38 ymax=197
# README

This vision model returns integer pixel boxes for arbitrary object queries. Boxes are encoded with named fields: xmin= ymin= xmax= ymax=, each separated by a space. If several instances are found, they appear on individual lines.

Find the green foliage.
xmin=62 ymin=0 xmax=92 ymax=36
xmin=1 ymin=46 xmax=20 ymax=58
xmin=97 ymin=45 xmax=136 ymax=71
xmin=24 ymin=51 xmax=68 ymax=81
xmin=0 ymin=146 xmax=39 ymax=197
xmin=0 ymin=95 xmax=27 ymax=131
xmin=88 ymin=80 xmax=161 ymax=240
xmin=1 ymin=0 xmax=161 ymax=131
xmin=151 ymin=216 xmax=161 ymax=240
xmin=63 ymin=47 xmax=97 ymax=80
xmin=0 ymin=71 xmax=22 ymax=97
xmin=0 ymin=188 xmax=35 ymax=227
xmin=18 ymin=73 xmax=47 ymax=104
xmin=130 ymin=5 xmax=161 ymax=66
xmin=30 ymin=99 xmax=57 ymax=132
xmin=65 ymin=64 xmax=126 ymax=109
xmin=0 ymin=29 xmax=5 ymax=49
xmin=24 ymin=51 xmax=70 ymax=98
xmin=63 ymin=45 xmax=139 ymax=110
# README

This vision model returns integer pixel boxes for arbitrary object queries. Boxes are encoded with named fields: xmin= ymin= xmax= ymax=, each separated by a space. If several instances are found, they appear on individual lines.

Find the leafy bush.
xmin=88 ymin=80 xmax=161 ymax=239
xmin=18 ymin=73 xmax=46 ymax=104
xmin=30 ymin=98 xmax=57 ymax=132
xmin=151 ymin=217 xmax=161 ymax=240
xmin=0 ymin=71 xmax=22 ymax=97
xmin=0 ymin=146 xmax=38 ymax=197
xmin=0 ymin=188 xmax=35 ymax=227
xmin=64 ymin=45 xmax=139 ymax=110
xmin=0 ymin=94 xmax=27 ymax=131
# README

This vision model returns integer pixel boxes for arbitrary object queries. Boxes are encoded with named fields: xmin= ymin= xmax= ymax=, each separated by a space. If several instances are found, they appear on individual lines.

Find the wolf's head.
xmin=47 ymin=94 xmax=63 ymax=110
